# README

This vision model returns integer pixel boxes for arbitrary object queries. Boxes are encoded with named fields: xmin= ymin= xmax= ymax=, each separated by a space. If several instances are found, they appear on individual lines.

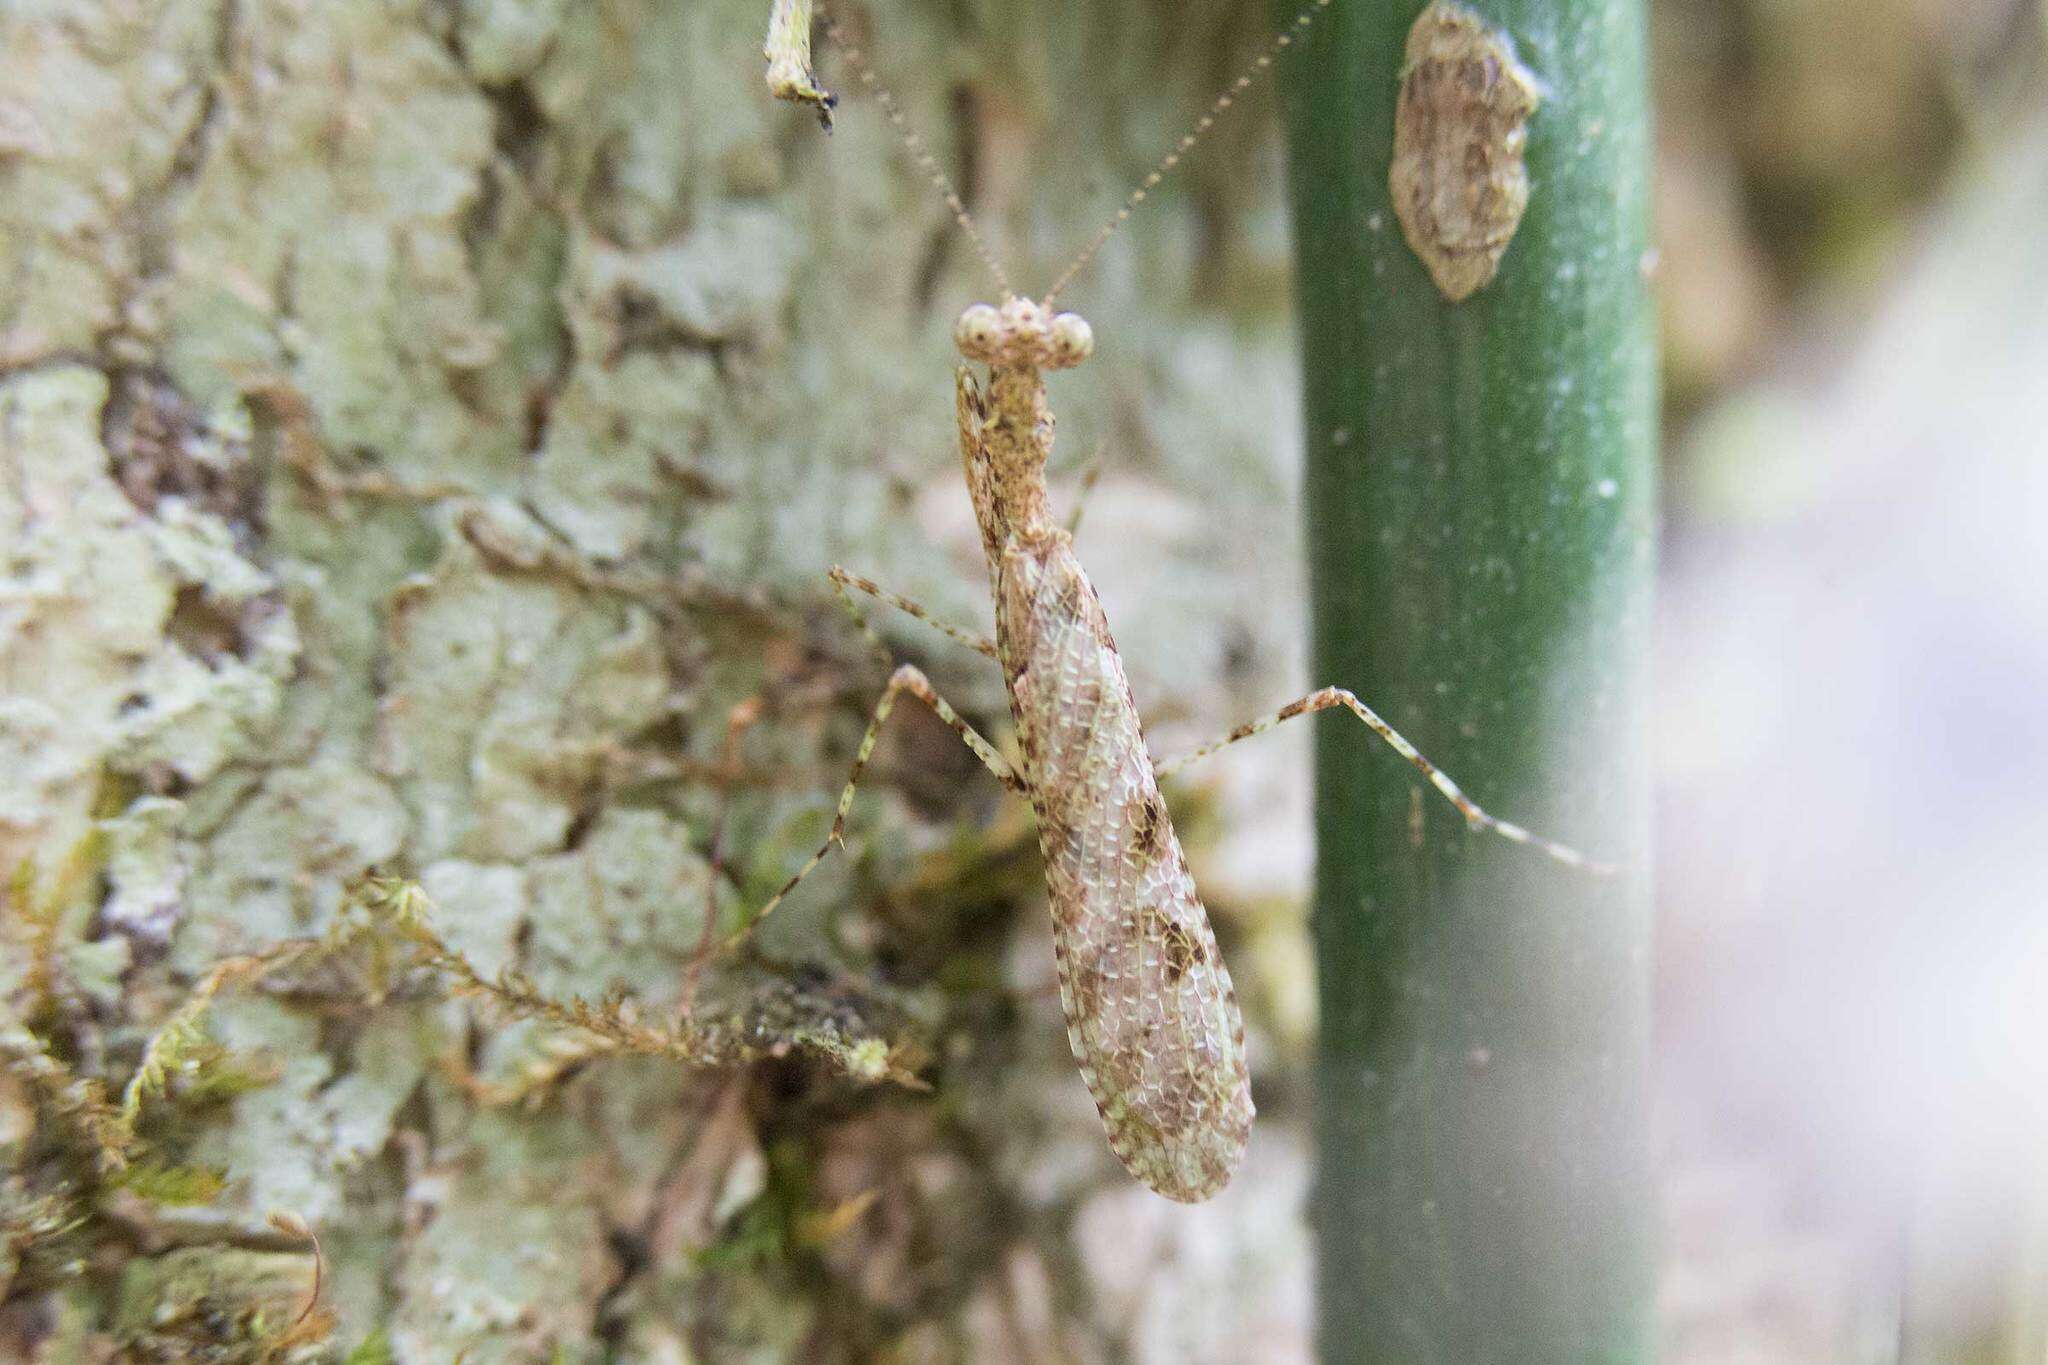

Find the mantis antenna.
xmin=777 ymin=0 xmax=1337 ymax=305
xmin=816 ymin=11 xmax=1015 ymax=301
xmin=1043 ymin=0 xmax=1335 ymax=305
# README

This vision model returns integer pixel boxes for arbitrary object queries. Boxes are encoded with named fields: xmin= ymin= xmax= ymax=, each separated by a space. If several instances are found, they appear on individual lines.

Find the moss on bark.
xmin=3 ymin=0 xmax=1327 ymax=1358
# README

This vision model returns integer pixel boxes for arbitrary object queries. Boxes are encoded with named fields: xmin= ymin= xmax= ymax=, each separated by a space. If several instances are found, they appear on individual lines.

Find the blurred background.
xmin=1649 ymin=0 xmax=2048 ymax=1358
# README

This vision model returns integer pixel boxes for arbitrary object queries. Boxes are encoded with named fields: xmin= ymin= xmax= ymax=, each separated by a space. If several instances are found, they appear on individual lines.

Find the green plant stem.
xmin=1277 ymin=1 xmax=1658 ymax=1359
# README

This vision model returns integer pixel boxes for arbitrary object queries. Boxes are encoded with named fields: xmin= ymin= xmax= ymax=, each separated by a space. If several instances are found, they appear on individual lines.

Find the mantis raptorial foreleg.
xmin=1062 ymin=443 xmax=1106 ymax=537
xmin=1154 ymin=686 xmax=1609 ymax=873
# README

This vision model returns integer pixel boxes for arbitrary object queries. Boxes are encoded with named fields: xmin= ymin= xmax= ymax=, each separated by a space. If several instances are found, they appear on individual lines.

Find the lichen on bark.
xmin=3 ymin=0 xmax=1321 ymax=1358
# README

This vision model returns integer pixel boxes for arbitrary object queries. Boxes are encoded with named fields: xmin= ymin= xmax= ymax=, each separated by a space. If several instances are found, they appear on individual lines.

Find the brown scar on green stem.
xmin=1389 ymin=0 xmax=1540 ymax=301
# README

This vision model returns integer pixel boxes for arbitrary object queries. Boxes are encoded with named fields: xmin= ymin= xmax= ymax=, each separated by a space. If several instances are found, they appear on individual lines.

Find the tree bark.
xmin=1 ymin=0 xmax=1318 ymax=1359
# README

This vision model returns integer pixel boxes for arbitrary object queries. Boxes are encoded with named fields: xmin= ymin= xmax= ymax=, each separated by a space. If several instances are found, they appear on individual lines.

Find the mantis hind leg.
xmin=1154 ymin=686 xmax=1610 ymax=874
xmin=723 ymin=662 xmax=1024 ymax=952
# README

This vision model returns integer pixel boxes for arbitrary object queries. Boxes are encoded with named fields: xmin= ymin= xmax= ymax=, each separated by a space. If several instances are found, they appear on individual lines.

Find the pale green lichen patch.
xmin=522 ymin=808 xmax=710 ymax=1003
xmin=174 ymin=761 xmax=408 ymax=971
xmin=0 ymin=3 xmax=223 ymax=360
xmin=183 ymin=996 xmax=333 ymax=1223
xmin=99 ymin=796 xmax=190 ymax=944
xmin=527 ymin=335 xmax=718 ymax=564
xmin=160 ymin=5 xmax=512 ymax=487
xmin=317 ymin=1010 xmax=439 ymax=1170
xmin=133 ymin=989 xmax=428 ymax=1232
xmin=454 ymin=0 xmax=577 ymax=86
xmin=376 ymin=516 xmax=671 ymax=863
xmin=387 ymin=1107 xmax=614 ymax=1361
xmin=417 ymin=859 xmax=529 ymax=981
xmin=1 ymin=366 xmax=294 ymax=902
xmin=525 ymin=206 xmax=799 ymax=559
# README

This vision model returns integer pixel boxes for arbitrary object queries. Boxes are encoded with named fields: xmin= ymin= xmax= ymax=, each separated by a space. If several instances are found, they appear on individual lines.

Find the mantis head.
xmin=955 ymin=297 xmax=1094 ymax=371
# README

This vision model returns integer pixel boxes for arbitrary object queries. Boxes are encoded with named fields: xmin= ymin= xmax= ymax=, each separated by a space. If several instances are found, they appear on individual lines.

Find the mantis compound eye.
xmin=1047 ymin=312 xmax=1095 ymax=368
xmin=955 ymin=303 xmax=1004 ymax=360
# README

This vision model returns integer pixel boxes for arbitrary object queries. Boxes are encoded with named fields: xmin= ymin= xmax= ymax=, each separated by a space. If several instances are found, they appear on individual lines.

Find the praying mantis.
xmin=752 ymin=0 xmax=1605 ymax=1202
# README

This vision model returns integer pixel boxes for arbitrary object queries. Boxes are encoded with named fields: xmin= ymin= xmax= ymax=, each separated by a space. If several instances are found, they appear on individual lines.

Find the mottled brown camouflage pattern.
xmin=955 ymin=304 xmax=1253 ymax=1202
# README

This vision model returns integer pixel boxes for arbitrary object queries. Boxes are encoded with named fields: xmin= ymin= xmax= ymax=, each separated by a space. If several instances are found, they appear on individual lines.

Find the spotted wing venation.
xmin=997 ymin=534 xmax=1254 ymax=1202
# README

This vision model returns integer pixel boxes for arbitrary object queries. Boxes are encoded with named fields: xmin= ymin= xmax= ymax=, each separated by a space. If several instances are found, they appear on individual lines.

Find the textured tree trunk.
xmin=1 ymin=1 xmax=1320 ymax=1359
xmin=1278 ymin=0 xmax=1658 ymax=1360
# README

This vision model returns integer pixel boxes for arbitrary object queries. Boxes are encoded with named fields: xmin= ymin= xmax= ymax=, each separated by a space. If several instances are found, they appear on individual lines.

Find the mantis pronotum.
xmin=755 ymin=0 xmax=1606 ymax=1202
